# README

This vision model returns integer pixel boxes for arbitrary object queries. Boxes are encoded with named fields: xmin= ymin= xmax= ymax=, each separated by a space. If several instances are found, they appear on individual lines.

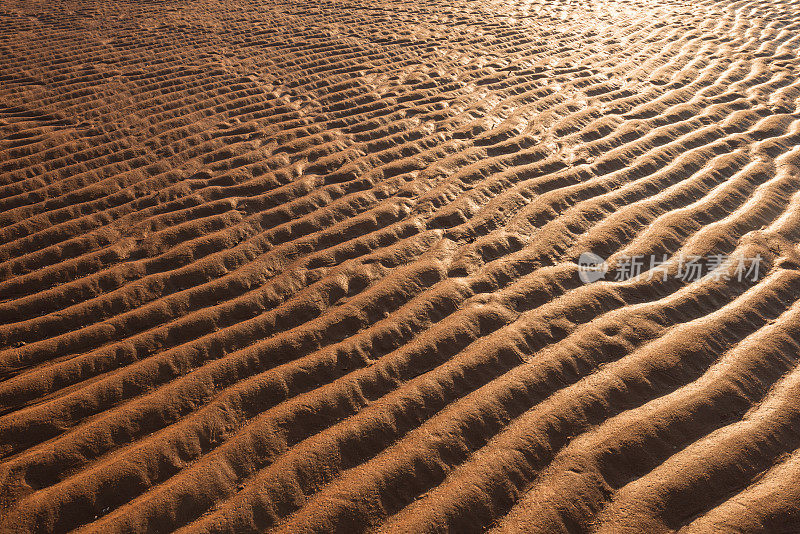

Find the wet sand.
xmin=2 ymin=0 xmax=800 ymax=532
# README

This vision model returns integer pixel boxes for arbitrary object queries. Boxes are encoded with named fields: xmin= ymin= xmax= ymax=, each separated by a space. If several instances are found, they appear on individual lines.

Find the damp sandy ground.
xmin=2 ymin=0 xmax=800 ymax=532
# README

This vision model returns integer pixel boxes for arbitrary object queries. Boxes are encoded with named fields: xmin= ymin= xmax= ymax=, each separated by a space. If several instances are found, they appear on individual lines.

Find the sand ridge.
xmin=2 ymin=0 xmax=800 ymax=532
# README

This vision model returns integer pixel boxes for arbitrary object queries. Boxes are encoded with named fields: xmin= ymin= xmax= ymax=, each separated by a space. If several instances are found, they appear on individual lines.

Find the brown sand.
xmin=2 ymin=0 xmax=800 ymax=532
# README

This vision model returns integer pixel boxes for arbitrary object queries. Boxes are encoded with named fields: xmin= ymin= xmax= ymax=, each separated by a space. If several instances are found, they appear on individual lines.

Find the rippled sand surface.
xmin=2 ymin=0 xmax=800 ymax=532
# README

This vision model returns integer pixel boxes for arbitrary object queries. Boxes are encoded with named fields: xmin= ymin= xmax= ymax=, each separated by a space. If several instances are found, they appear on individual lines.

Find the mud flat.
xmin=2 ymin=0 xmax=800 ymax=532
